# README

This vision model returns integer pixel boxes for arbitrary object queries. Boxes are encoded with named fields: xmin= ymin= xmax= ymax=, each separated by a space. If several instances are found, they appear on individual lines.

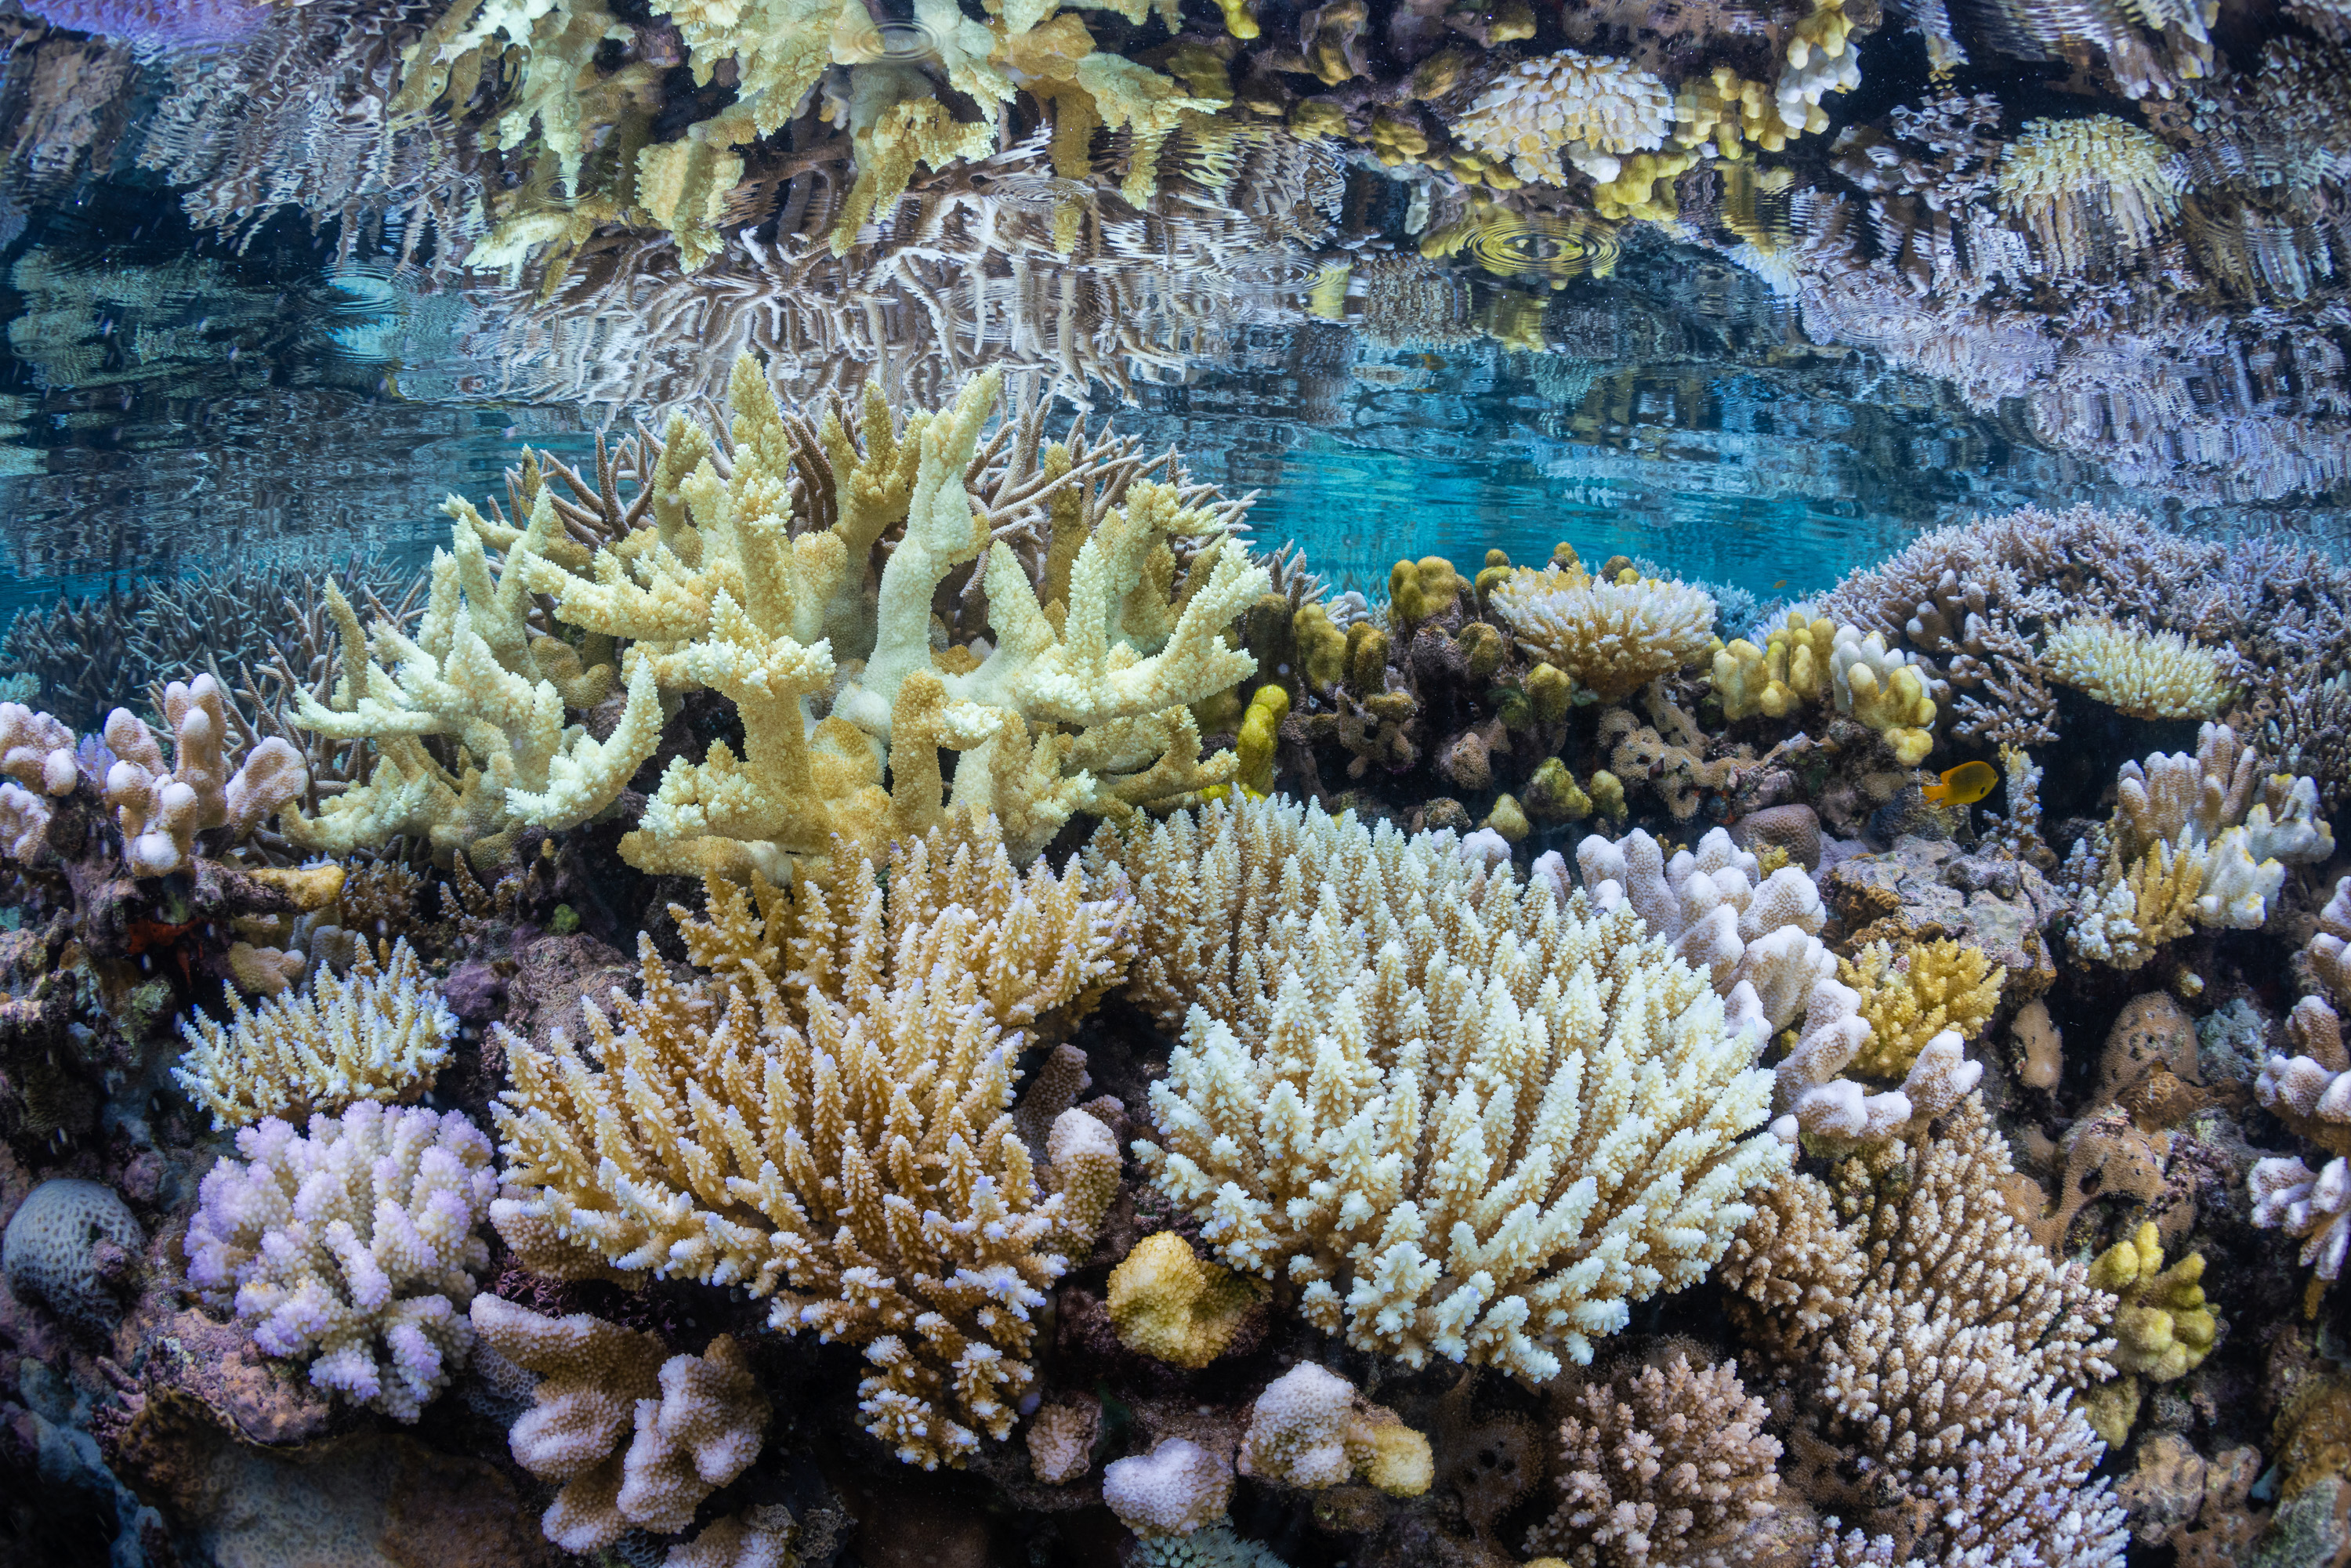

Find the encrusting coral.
xmin=1106 ymin=795 xmax=1789 ymax=1382
xmin=1109 ymin=1230 xmax=1262 ymax=1369
xmin=491 ymin=810 xmax=1134 ymax=1468
xmin=183 ymin=1102 xmax=496 ymax=1421
xmin=1523 ymin=1350 xmax=1780 ymax=1567
xmin=170 ymin=936 xmax=456 ymax=1130
xmin=469 ymin=1295 xmax=770 ymax=1552
xmin=1235 ymin=1361 xmax=1433 ymax=1497
xmin=2 ymin=1178 xmax=143 ymax=1331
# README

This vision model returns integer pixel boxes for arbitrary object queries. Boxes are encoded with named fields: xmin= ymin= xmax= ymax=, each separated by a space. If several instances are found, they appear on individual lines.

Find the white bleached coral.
xmin=469 ymin=1295 xmax=770 ymax=1552
xmin=0 ymin=701 xmax=78 ymax=798
xmin=2251 ymin=878 xmax=2351 ymax=1282
xmin=1107 ymin=795 xmax=1788 ymax=1382
xmin=1454 ymin=49 xmax=1672 ymax=186
xmin=104 ymin=674 xmax=308 ymax=876
xmin=1487 ymin=556 xmax=1716 ymax=704
xmin=171 ymin=937 xmax=457 ymax=1130
xmin=1104 ymin=1437 xmax=1233 ymax=1537
xmin=1237 ymin=1362 xmax=1432 ymax=1496
xmin=183 ymin=1103 xmax=494 ymax=1421
xmin=2043 ymin=620 xmax=2234 ymax=720
xmin=1997 ymin=114 xmax=2183 ymax=273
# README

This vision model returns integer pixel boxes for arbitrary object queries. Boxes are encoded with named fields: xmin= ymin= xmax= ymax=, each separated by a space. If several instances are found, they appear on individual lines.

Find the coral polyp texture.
xmin=491 ymin=811 xmax=1132 ymax=1467
xmin=2042 ymin=620 xmax=2235 ymax=720
xmin=171 ymin=937 xmax=457 ymax=1129
xmin=183 ymin=1103 xmax=496 ymax=1421
xmin=1107 ymin=795 xmax=1788 ymax=1382
xmin=1486 ymin=553 xmax=1717 ymax=704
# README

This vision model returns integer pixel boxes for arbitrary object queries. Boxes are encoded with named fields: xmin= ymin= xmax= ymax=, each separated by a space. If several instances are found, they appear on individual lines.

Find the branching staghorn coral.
xmin=1103 ymin=795 xmax=1790 ymax=1382
xmin=172 ymin=937 xmax=456 ymax=1131
xmin=469 ymin=1295 xmax=770 ymax=1552
xmin=183 ymin=1103 xmax=495 ymax=1421
xmin=2042 ymin=620 xmax=2234 ymax=720
xmin=1839 ymin=937 xmax=2005 ymax=1077
xmin=2064 ymin=722 xmax=2333 ymax=969
xmin=2251 ymin=877 xmax=2351 ymax=1287
xmin=1523 ymin=1351 xmax=1780 ymax=1567
xmin=491 ymin=811 xmax=1134 ymax=1468
xmin=1486 ymin=550 xmax=1715 ymax=704
xmin=1721 ymin=1094 xmax=2125 ymax=1566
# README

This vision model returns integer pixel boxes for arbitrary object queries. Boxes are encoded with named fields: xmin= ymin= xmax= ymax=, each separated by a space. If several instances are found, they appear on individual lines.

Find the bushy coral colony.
xmin=9 ymin=351 xmax=2351 ymax=1568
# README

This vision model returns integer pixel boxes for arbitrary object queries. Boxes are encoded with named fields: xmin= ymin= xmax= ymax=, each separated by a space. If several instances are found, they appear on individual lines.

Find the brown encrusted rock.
xmin=121 ymin=1306 xmax=336 ymax=1447
xmin=2118 ymin=1431 xmax=2207 ymax=1547
xmin=2098 ymin=994 xmax=2203 ymax=1105
xmin=1436 ymin=730 xmax=1494 ymax=793
xmin=1733 ymin=804 xmax=1823 ymax=870
xmin=1823 ymin=834 xmax=2060 ymax=994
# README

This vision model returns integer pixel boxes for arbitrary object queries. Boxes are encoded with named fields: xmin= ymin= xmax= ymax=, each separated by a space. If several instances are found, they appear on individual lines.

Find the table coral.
xmin=1523 ymin=1353 xmax=1780 ymax=1567
xmin=2043 ymin=620 xmax=2234 ymax=720
xmin=1486 ymin=554 xmax=1715 ymax=703
xmin=1108 ymin=795 xmax=1788 ymax=1381
xmin=171 ymin=936 xmax=457 ymax=1130
xmin=469 ymin=1295 xmax=770 ymax=1552
xmin=491 ymin=812 xmax=1132 ymax=1468
xmin=183 ymin=1103 xmax=495 ymax=1421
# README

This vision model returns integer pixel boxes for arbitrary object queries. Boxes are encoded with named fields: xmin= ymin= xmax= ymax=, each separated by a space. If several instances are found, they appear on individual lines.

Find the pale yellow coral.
xmin=1107 ymin=795 xmax=1789 ymax=1382
xmin=1454 ymin=49 xmax=1672 ymax=187
xmin=2043 ymin=620 xmax=2234 ymax=720
xmin=491 ymin=813 xmax=1133 ymax=1468
xmin=1998 ymin=114 xmax=2182 ymax=272
xmin=1840 ymin=938 xmax=2006 ymax=1078
xmin=1829 ymin=625 xmax=1938 ymax=765
xmin=1709 ymin=613 xmax=1836 ymax=719
xmin=172 ymin=939 xmax=457 ymax=1130
xmin=2088 ymin=1222 xmax=2215 ymax=1384
xmin=1107 ymin=1230 xmax=1262 ymax=1369
xmin=1487 ymin=559 xmax=1716 ymax=704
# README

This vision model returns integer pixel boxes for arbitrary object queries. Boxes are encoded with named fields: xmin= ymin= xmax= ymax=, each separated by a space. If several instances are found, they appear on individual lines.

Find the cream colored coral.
xmin=1998 ymin=114 xmax=2181 ymax=272
xmin=0 ymin=701 xmax=79 ymax=797
xmin=492 ymin=813 xmax=1132 ymax=1468
xmin=1840 ymin=938 xmax=2005 ymax=1077
xmin=2044 ymin=620 xmax=2234 ymax=719
xmin=0 ymin=784 xmax=52 ymax=862
xmin=183 ymin=1103 xmax=494 ymax=1421
xmin=288 ymin=483 xmax=659 ymax=867
xmin=105 ymin=675 xmax=309 ymax=876
xmin=469 ymin=1296 xmax=770 ymax=1552
xmin=1027 ymin=1393 xmax=1101 ymax=1484
xmin=1046 ymin=1108 xmax=1122 ymax=1255
xmin=1570 ymin=826 xmax=1825 ymax=1014
xmin=1487 ymin=560 xmax=1716 ymax=704
xmin=1774 ymin=0 xmax=1860 ymax=138
xmin=1828 ymin=625 xmax=1938 ymax=766
xmin=1455 ymin=50 xmax=1671 ymax=186
xmin=2251 ymin=877 xmax=2351 ymax=1280
xmin=1103 ymin=1437 xmax=1233 ymax=1537
xmin=1523 ymin=1353 xmax=1780 ymax=1566
xmin=1109 ymin=795 xmax=1788 ymax=1382
xmin=172 ymin=938 xmax=456 ymax=1130
xmin=1236 ymin=1362 xmax=1433 ymax=1497
xmin=1108 ymin=1231 xmax=1259 ymax=1368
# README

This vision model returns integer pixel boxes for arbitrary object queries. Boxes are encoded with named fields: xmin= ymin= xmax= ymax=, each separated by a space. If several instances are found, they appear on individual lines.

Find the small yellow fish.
xmin=1921 ymin=759 xmax=1999 ymax=806
xmin=1771 ymin=579 xmax=1789 ymax=589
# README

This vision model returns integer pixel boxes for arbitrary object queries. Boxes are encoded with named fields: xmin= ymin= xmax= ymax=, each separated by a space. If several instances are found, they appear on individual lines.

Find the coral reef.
xmin=183 ymin=1103 xmax=496 ymax=1420
xmin=1110 ymin=795 xmax=1788 ymax=1380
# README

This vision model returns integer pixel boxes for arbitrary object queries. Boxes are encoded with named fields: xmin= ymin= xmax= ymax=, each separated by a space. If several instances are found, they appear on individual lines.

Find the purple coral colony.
xmin=1 ymin=0 xmax=2350 ymax=1561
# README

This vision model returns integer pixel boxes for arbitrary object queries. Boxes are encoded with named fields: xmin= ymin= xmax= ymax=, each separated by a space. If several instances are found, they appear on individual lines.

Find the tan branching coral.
xmin=1106 ymin=795 xmax=1789 ymax=1382
xmin=172 ymin=937 xmax=457 ymax=1130
xmin=491 ymin=812 xmax=1133 ymax=1468
xmin=103 ymin=673 xmax=310 ymax=876
xmin=469 ymin=1296 xmax=770 ymax=1552
xmin=1840 ymin=938 xmax=2005 ymax=1077
xmin=1523 ymin=1353 xmax=1780 ymax=1567
xmin=1487 ymin=554 xmax=1715 ymax=704
xmin=2043 ymin=621 xmax=2234 ymax=720
xmin=2251 ymin=877 xmax=2351 ymax=1285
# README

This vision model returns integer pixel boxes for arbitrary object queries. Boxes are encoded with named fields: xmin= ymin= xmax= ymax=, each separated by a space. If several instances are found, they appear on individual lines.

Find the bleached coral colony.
xmin=2 ymin=0 xmax=2351 ymax=1558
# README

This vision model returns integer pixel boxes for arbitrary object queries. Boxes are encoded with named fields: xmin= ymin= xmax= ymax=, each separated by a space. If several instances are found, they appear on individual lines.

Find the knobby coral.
xmin=1106 ymin=795 xmax=1789 ymax=1382
xmin=2251 ymin=877 xmax=2351 ymax=1284
xmin=183 ymin=1103 xmax=495 ymax=1421
xmin=491 ymin=811 xmax=1134 ymax=1467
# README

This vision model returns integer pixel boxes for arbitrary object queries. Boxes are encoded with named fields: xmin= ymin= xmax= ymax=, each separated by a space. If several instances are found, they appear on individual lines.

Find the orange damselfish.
xmin=1921 ymin=759 xmax=1999 ymax=806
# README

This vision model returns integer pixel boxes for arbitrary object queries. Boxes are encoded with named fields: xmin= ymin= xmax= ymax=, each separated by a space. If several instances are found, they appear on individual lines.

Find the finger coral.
xmin=171 ymin=937 xmax=457 ymax=1130
xmin=2251 ymin=877 xmax=2351 ymax=1284
xmin=491 ymin=811 xmax=1133 ymax=1468
xmin=469 ymin=1295 xmax=770 ymax=1552
xmin=2043 ymin=620 xmax=2235 ymax=720
xmin=1106 ymin=795 xmax=1788 ymax=1382
xmin=1523 ymin=1352 xmax=1780 ymax=1567
xmin=103 ymin=673 xmax=310 ymax=876
xmin=183 ymin=1103 xmax=495 ymax=1421
xmin=1453 ymin=50 xmax=1672 ymax=187
xmin=2088 ymin=1222 xmax=2215 ymax=1383
xmin=1486 ymin=552 xmax=1716 ymax=704
xmin=2066 ymin=723 xmax=2332 ymax=968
